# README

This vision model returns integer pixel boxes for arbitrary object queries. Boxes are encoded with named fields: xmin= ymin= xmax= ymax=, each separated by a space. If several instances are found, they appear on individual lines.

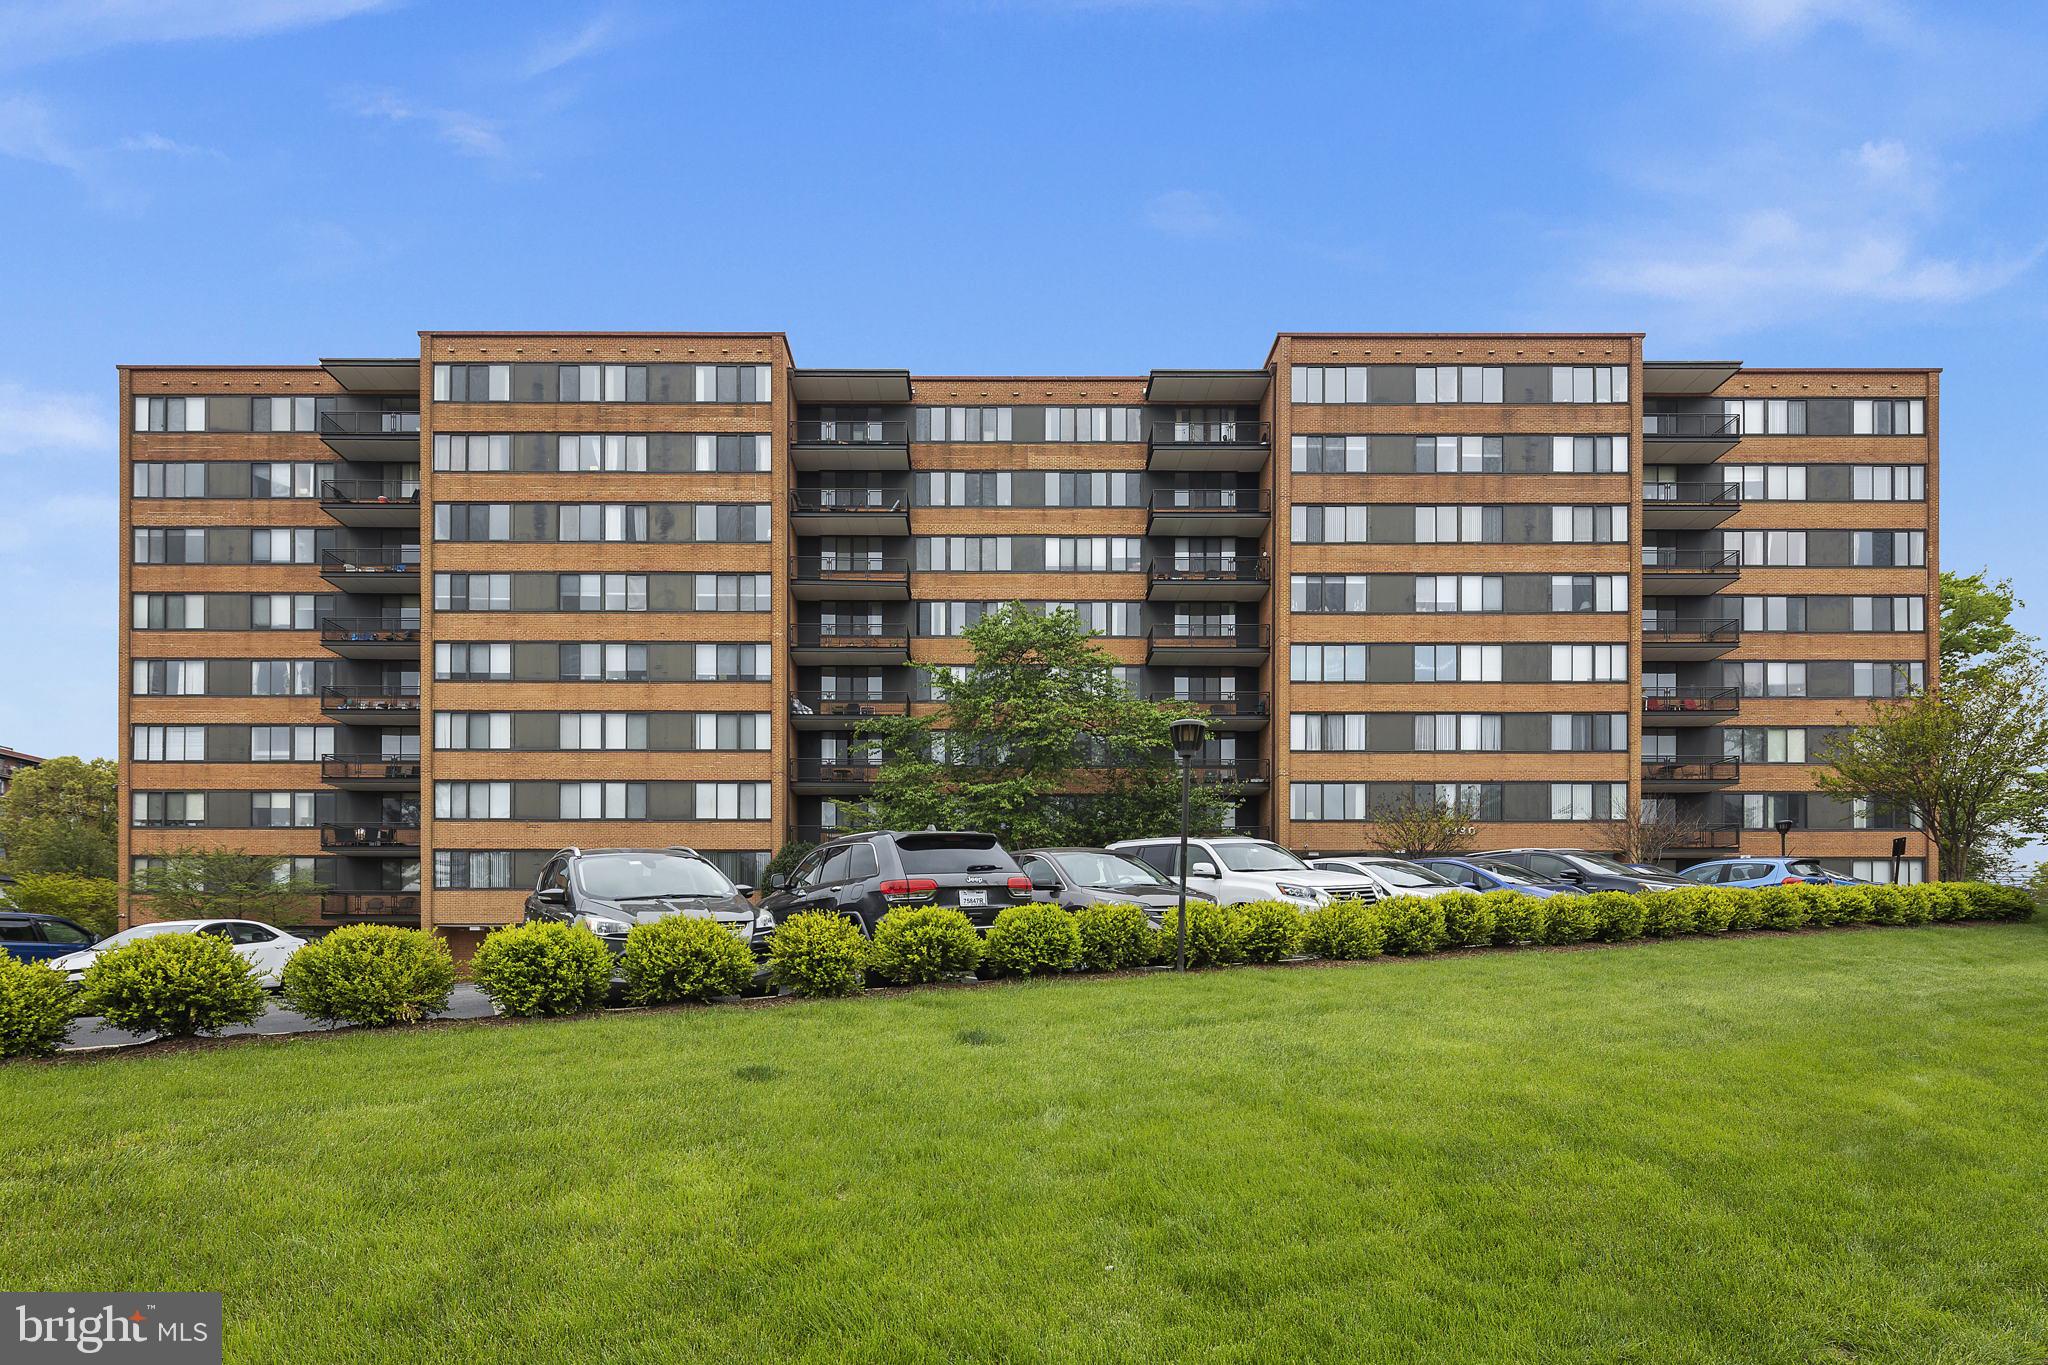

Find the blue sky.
xmin=2 ymin=0 xmax=2045 ymax=761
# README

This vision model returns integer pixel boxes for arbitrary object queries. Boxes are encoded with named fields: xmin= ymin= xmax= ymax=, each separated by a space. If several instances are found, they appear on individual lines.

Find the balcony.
xmin=1641 ymin=547 xmax=1740 ymax=595
xmin=1146 ymin=555 xmax=1271 ymax=602
xmin=789 ymin=419 xmax=910 ymax=472
xmin=790 ymin=623 xmax=910 ymax=666
xmin=789 ymin=555 xmax=911 ymax=602
xmin=1641 ymin=758 xmax=1742 ymax=792
xmin=1188 ymin=758 xmax=1269 ymax=788
xmin=788 ymin=691 xmax=913 ymax=729
xmin=319 ymin=892 xmax=421 ymax=924
xmin=317 ymin=409 xmax=420 ymax=460
xmin=1147 ymin=623 xmax=1270 ymax=665
xmin=789 ymin=488 xmax=911 ymax=537
xmin=1147 ymin=488 xmax=1271 ymax=538
xmin=320 ymin=685 xmax=422 ymax=722
xmin=319 ymin=546 xmax=419 ymax=594
xmin=1641 ymin=616 xmax=1741 ymax=661
xmin=1146 ymin=419 xmax=1272 ymax=473
xmin=1666 ymin=824 xmax=1742 ymax=851
xmin=320 ymin=824 xmax=421 ymax=853
xmin=1642 ymin=686 xmax=1739 ymax=726
xmin=1147 ymin=692 xmax=1270 ymax=730
xmin=320 ymin=616 xmax=421 ymax=660
xmin=319 ymin=479 xmax=421 ymax=528
xmin=319 ymin=755 xmax=422 ymax=790
xmin=790 ymin=758 xmax=883 ymax=795
xmin=793 ymin=823 xmax=859 ymax=846
xmin=1641 ymin=481 xmax=1741 ymax=530
xmin=1642 ymin=411 xmax=1740 ymax=461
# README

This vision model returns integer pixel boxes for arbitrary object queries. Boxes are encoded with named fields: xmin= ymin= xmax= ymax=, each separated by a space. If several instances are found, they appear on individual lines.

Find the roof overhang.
xmin=1145 ymin=370 xmax=1272 ymax=404
xmin=789 ymin=369 xmax=912 ymax=404
xmin=1643 ymin=361 xmax=1742 ymax=396
xmin=321 ymin=358 xmax=420 ymax=393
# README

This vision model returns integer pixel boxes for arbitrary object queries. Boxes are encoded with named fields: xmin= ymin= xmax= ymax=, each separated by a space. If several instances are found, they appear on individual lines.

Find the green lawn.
xmin=5 ymin=923 xmax=2047 ymax=1364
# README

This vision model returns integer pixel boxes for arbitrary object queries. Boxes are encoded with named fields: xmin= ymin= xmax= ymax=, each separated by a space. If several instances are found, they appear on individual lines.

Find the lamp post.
xmin=1775 ymin=816 xmax=1796 ymax=859
xmin=1170 ymin=717 xmax=1210 ymax=972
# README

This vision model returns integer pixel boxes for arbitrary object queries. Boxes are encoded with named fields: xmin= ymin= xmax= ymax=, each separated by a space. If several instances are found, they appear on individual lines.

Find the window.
xmin=434 ymin=434 xmax=511 ymax=471
xmin=434 ymin=850 xmax=513 ymax=890
xmin=916 ymin=601 xmax=995 ymax=637
xmin=558 ymin=364 xmax=647 ymax=402
xmin=1550 ymin=645 xmax=1627 ymax=682
xmin=692 ymin=574 xmax=769 ymax=611
xmin=1042 ymin=472 xmax=1142 ymax=507
xmin=1290 ymin=366 xmax=1369 ymax=404
xmin=1291 ymin=434 xmax=1368 ymax=472
xmin=1416 ymin=575 xmax=1502 ymax=613
xmin=1724 ymin=398 xmax=1807 ymax=435
xmin=1740 ymin=596 xmax=1807 ymax=631
xmin=1043 ymin=537 xmax=1142 ymax=571
xmin=1551 ymin=714 xmax=1629 ymax=752
xmin=250 ymin=725 xmax=334 ymax=761
xmin=1290 ymin=783 xmax=1372 ymax=820
xmin=1727 ymin=530 xmax=1808 ymax=566
xmin=694 ymin=365 xmax=772 ymax=403
xmin=1851 ymin=596 xmax=1925 ymax=632
xmin=432 ymin=364 xmax=511 ymax=402
xmin=132 ymin=594 xmax=204 ymax=629
xmin=558 ymin=574 xmax=648 ymax=611
xmin=251 ymin=660 xmax=327 ymax=696
xmin=1291 ymin=506 xmax=1366 ymax=544
xmin=435 ymin=712 xmax=512 ymax=750
xmin=251 ymin=792 xmax=317 ymax=828
xmin=1852 ymin=399 xmax=1925 ymax=435
xmin=434 ymin=642 xmax=511 ymax=681
xmin=1290 ymin=575 xmax=1367 ymax=613
xmin=133 ymin=396 xmax=207 ymax=431
xmin=1550 ymin=436 xmax=1630 ymax=474
xmin=1551 ymin=506 xmax=1629 ymax=543
xmin=248 ymin=396 xmax=317 ymax=432
xmin=559 ymin=713 xmax=648 ymax=751
xmin=1853 ymin=661 xmax=1924 ymax=698
xmin=132 ymin=528 xmax=206 ymax=564
xmin=1737 ymin=794 xmax=1804 ymax=830
xmin=693 ymin=782 xmax=771 ymax=819
xmin=435 ymin=505 xmax=511 ymax=542
xmin=1414 ymin=645 xmax=1502 ymax=682
xmin=1550 ymin=366 xmax=1630 ymax=403
xmin=1723 ymin=465 xmax=1807 ymax=500
xmin=131 ymin=660 xmax=205 ymax=695
xmin=1851 ymin=858 xmax=1924 ymax=884
xmin=1727 ymin=661 xmax=1808 ymax=697
xmin=690 ymin=505 xmax=772 ymax=543
xmin=694 ymin=713 xmax=772 ymax=751
xmin=131 ymin=726 xmax=206 ymax=761
xmin=1549 ymin=783 xmax=1629 ymax=821
xmin=251 ymin=528 xmax=316 ymax=564
xmin=1551 ymin=575 xmax=1628 ymax=613
xmin=1851 ymin=465 xmax=1926 ymax=501
xmin=1852 ymin=531 xmax=1926 ymax=567
xmin=1417 ymin=366 xmax=1503 ymax=404
xmin=250 ymin=594 xmax=317 ymax=630
xmin=1723 ymin=728 xmax=1808 ymax=763
xmin=557 ymin=504 xmax=648 ymax=542
xmin=131 ymin=792 xmax=205 ymax=826
xmin=559 ymin=643 xmax=649 ymax=682
xmin=1289 ymin=714 xmax=1370 ymax=752
xmin=250 ymin=462 xmax=329 ymax=498
xmin=1289 ymin=644 xmax=1368 ymax=682
xmin=434 ymin=782 xmax=510 ymax=819
xmin=693 ymin=643 xmax=771 ymax=681
xmin=1414 ymin=714 xmax=1502 ymax=751
xmin=692 ymin=434 xmax=772 ymax=472
xmin=1416 ymin=435 xmax=1503 ymax=474
xmin=1415 ymin=505 xmax=1503 ymax=544
xmin=1042 ymin=406 xmax=1143 ymax=442
xmin=916 ymin=471 xmax=1014 ymax=507
xmin=132 ymin=462 xmax=207 ymax=497
xmin=1052 ymin=602 xmax=1140 ymax=637
xmin=913 ymin=406 xmax=1012 ymax=441
xmin=702 ymin=850 xmax=770 ymax=886
xmin=430 ymin=573 xmax=509 ymax=609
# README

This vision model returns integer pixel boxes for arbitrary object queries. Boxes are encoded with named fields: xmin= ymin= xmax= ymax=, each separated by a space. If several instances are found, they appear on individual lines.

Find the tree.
xmin=763 ymin=840 xmax=815 ymax=886
xmin=1616 ymin=801 xmax=1708 ymax=865
xmin=1365 ymin=793 xmax=1478 ymax=858
xmin=849 ymin=604 xmax=1235 ymax=848
xmin=0 ymin=756 xmax=117 ymax=879
xmin=1939 ymin=570 xmax=2025 ymax=680
xmin=1814 ymin=655 xmax=2048 ymax=880
xmin=4 ymin=872 xmax=118 ymax=936
xmin=129 ymin=849 xmax=326 ymax=927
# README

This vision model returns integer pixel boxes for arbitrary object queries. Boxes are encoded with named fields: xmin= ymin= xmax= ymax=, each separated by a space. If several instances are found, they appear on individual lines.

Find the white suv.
xmin=1107 ymin=836 xmax=1379 ymax=908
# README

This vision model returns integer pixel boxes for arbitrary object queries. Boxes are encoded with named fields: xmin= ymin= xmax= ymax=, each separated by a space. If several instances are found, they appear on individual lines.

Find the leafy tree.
xmin=4 ymin=872 xmax=118 ymax=936
xmin=849 ymin=603 xmax=1234 ymax=847
xmin=0 ymin=756 xmax=117 ymax=879
xmin=763 ymin=840 xmax=815 ymax=886
xmin=1940 ymin=570 xmax=2025 ymax=680
xmin=1365 ymin=793 xmax=1478 ymax=858
xmin=129 ymin=849 xmax=326 ymax=927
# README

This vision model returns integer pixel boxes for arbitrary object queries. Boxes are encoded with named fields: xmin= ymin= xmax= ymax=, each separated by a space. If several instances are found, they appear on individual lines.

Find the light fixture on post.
xmin=1170 ymin=716 xmax=1210 ymax=972
xmin=1775 ymin=816 xmax=1796 ymax=859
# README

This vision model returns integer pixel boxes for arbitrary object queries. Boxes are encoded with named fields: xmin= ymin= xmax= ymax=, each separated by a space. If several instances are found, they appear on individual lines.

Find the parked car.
xmin=0 ymin=911 xmax=98 ymax=964
xmin=759 ymin=831 xmax=1033 ymax=933
xmin=48 ymin=919 xmax=305 ymax=988
xmin=1679 ymin=857 xmax=1833 ymax=888
xmin=525 ymin=847 xmax=773 ymax=966
xmin=1107 ymin=836 xmax=1379 ymax=908
xmin=1411 ymin=856 xmax=1587 ymax=898
xmin=1304 ymin=855 xmax=1461 ymax=899
xmin=1015 ymin=847 xmax=1215 ymax=921
xmin=1474 ymin=849 xmax=1696 ymax=894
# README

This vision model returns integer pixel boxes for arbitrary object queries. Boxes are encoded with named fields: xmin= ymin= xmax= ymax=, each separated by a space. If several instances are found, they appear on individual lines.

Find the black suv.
xmin=525 ymin=847 xmax=773 ymax=968
xmin=1475 ymin=848 xmax=1695 ymax=894
xmin=760 ymin=831 xmax=1033 ymax=933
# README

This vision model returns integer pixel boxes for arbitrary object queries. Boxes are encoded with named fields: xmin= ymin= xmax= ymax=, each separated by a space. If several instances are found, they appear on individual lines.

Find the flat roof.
xmin=1146 ymin=369 xmax=1272 ymax=404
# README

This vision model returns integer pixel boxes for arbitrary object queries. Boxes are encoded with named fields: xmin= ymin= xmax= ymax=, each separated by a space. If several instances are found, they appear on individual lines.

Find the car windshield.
xmin=577 ymin=853 xmax=734 ymax=901
xmin=89 ymin=922 xmax=190 ymax=949
xmin=1052 ymin=851 xmax=1168 ymax=889
xmin=1573 ymin=853 xmax=1652 ymax=877
xmin=1363 ymin=860 xmax=1456 ymax=889
xmin=895 ymin=835 xmax=1016 ymax=876
xmin=1470 ymin=861 xmax=1545 ymax=886
xmin=1788 ymin=860 xmax=1827 ymax=877
xmin=1215 ymin=841 xmax=1309 ymax=872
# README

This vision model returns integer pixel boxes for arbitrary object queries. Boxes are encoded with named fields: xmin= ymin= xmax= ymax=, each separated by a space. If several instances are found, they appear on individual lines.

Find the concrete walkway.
xmin=61 ymin=984 xmax=499 ymax=1051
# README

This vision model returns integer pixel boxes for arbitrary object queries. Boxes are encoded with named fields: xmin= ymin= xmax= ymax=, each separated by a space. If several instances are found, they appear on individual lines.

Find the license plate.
xmin=958 ymin=889 xmax=987 ymax=907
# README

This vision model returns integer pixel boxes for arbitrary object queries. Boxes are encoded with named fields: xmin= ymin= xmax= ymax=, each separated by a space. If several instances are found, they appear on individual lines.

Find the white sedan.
xmin=1307 ymin=856 xmax=1465 ymax=900
xmin=51 ymin=919 xmax=305 ymax=988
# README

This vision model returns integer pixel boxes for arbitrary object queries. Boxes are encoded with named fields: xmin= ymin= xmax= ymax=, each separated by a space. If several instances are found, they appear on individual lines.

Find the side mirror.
xmin=732 ymin=884 xmax=755 ymax=899
xmin=537 ymin=886 xmax=568 ymax=905
xmin=1189 ymin=861 xmax=1219 ymax=879
xmin=1561 ymin=870 xmax=1585 ymax=883
xmin=1030 ymin=875 xmax=1059 ymax=892
xmin=765 ymin=873 xmax=787 ymax=892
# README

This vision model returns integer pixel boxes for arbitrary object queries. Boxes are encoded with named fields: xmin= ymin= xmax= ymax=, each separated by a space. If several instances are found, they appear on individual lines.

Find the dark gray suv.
xmin=759 ymin=831 xmax=1033 ymax=933
xmin=1015 ymin=847 xmax=1214 ymax=921
xmin=525 ymin=847 xmax=774 ymax=969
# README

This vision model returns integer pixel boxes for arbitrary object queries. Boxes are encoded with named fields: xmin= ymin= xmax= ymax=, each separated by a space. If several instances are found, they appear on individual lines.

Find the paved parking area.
xmin=61 ymin=984 xmax=499 ymax=1051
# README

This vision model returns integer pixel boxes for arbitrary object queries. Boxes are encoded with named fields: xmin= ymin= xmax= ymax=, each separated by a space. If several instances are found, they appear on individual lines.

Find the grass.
xmin=5 ymin=923 xmax=2048 ymax=1364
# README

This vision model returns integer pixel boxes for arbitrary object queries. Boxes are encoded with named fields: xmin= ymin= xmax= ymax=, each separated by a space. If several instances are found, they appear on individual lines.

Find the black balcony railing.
xmin=1641 ymin=617 xmax=1741 ymax=644
xmin=320 ymin=546 xmax=420 ymax=573
xmin=1147 ymin=489 xmax=1272 ymax=514
xmin=1147 ymin=624 xmax=1271 ymax=649
xmin=1188 ymin=759 xmax=1269 ymax=785
xmin=790 ymin=623 xmax=911 ymax=650
xmin=320 ymin=824 xmax=421 ymax=850
xmin=318 ymin=411 xmax=420 ymax=436
xmin=1667 ymin=825 xmax=1742 ymax=850
xmin=321 ymin=685 xmax=422 ymax=713
xmin=1146 ymin=692 xmax=1271 ymax=720
xmin=789 ymin=489 xmax=909 ymax=515
xmin=1642 ymin=482 xmax=1741 ymax=504
xmin=1147 ymin=555 xmax=1272 ymax=583
xmin=791 ymin=419 xmax=909 ymax=446
xmin=789 ymin=691 xmax=913 ymax=720
xmin=319 ymin=892 xmax=421 ymax=922
xmin=1147 ymin=419 xmax=1271 ymax=447
xmin=319 ymin=480 xmax=420 ymax=506
xmin=1642 ymin=686 xmax=1739 ymax=716
xmin=790 ymin=759 xmax=883 ymax=785
xmin=1643 ymin=412 xmax=1740 ymax=439
xmin=320 ymin=617 xmax=421 ymax=644
xmin=1641 ymin=759 xmax=1742 ymax=784
xmin=790 ymin=555 xmax=911 ymax=581
xmin=1641 ymin=548 xmax=1741 ymax=572
xmin=320 ymin=756 xmax=422 ymax=782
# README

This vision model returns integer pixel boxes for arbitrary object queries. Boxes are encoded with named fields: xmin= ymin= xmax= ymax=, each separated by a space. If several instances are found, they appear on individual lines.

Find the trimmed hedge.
xmin=1380 ymin=897 xmax=1446 ymax=956
xmin=1074 ymin=902 xmax=1161 ymax=971
xmin=1584 ymin=891 xmax=1647 ymax=943
xmin=983 ymin=903 xmax=1082 ymax=977
xmin=870 ymin=906 xmax=983 ymax=984
xmin=280 ymin=924 xmax=457 ymax=1026
xmin=1159 ymin=898 xmax=1236 ymax=968
xmin=0 ymin=957 xmax=78 ymax=1059
xmin=472 ymin=921 xmax=615 ymax=1017
xmin=1229 ymin=900 xmax=1304 ymax=964
xmin=1541 ymin=895 xmax=1599 ymax=946
xmin=77 ymin=932 xmax=268 ymax=1038
xmin=1483 ymin=891 xmax=1547 ymax=946
xmin=768 ymin=911 xmax=870 ymax=997
xmin=1300 ymin=898 xmax=1386 ymax=960
xmin=620 ymin=916 xmax=757 ymax=1004
xmin=1438 ymin=893 xmax=1497 ymax=949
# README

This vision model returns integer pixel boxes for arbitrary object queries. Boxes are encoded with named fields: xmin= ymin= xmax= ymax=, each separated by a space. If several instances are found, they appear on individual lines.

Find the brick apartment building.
xmin=118 ymin=332 xmax=1939 ymax=944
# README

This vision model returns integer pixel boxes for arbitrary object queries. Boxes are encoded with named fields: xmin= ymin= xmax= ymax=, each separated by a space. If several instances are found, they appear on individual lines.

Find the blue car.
xmin=0 ymin=910 xmax=98 ymax=963
xmin=1414 ymin=856 xmax=1586 ymax=898
xmin=1680 ymin=857 xmax=1831 ymax=888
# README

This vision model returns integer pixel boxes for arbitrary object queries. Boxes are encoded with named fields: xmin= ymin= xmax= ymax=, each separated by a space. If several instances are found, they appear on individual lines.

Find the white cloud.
xmin=519 ymin=12 xmax=621 ymax=79
xmin=0 ymin=381 xmax=111 ymax=457
xmin=0 ymin=92 xmax=87 ymax=174
xmin=1144 ymin=189 xmax=1234 ymax=238
xmin=0 ymin=0 xmax=397 ymax=69
xmin=118 ymin=131 xmax=223 ymax=158
xmin=1644 ymin=0 xmax=1908 ymax=41
xmin=347 ymin=88 xmax=506 ymax=159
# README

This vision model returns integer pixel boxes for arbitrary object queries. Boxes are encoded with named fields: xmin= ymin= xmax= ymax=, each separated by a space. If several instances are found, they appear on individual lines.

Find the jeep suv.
xmin=1107 ymin=836 xmax=1378 ymax=908
xmin=759 ymin=831 xmax=1033 ymax=933
xmin=525 ymin=847 xmax=773 ymax=967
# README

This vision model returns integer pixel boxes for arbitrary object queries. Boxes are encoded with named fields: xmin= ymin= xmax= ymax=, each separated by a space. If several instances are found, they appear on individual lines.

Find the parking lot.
xmin=59 ymin=984 xmax=498 ymax=1052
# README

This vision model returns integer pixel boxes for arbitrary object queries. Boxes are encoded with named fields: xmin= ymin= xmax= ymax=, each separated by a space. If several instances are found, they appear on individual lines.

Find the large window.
xmin=1414 ymin=714 xmax=1502 ymax=752
xmin=251 ymin=528 xmax=316 ymax=564
xmin=915 ymin=537 xmax=1012 ymax=571
xmin=434 ymin=782 xmax=510 ymax=819
xmin=1724 ymin=398 xmax=1806 ymax=435
xmin=1551 ymin=575 xmax=1628 ymax=613
xmin=1416 ymin=576 xmax=1501 ymax=613
xmin=692 ymin=574 xmax=770 ymax=611
xmin=251 ymin=462 xmax=331 ymax=498
xmin=560 ymin=713 xmax=648 ymax=751
xmin=694 ymin=643 xmax=771 ymax=681
xmin=131 ymin=792 xmax=205 ymax=826
xmin=1727 ymin=661 xmax=1808 ymax=697
xmin=1727 ymin=530 xmax=1807 ymax=566
xmin=1851 ymin=465 xmax=1925 ymax=501
xmin=133 ymin=397 xmax=207 ymax=431
xmin=1550 ymin=366 xmax=1629 ymax=403
xmin=1549 ymin=783 xmax=1628 ymax=821
xmin=1290 ymin=366 xmax=1368 ymax=404
xmin=251 ymin=594 xmax=318 ymax=630
xmin=1292 ymin=434 xmax=1367 ymax=472
xmin=1043 ymin=472 xmax=1142 ymax=507
xmin=1043 ymin=407 xmax=1143 ymax=442
xmin=1550 ymin=645 xmax=1627 ymax=682
xmin=250 ymin=725 xmax=334 ymax=761
xmin=132 ymin=462 xmax=207 ymax=497
xmin=1043 ymin=537 xmax=1142 ymax=571
xmin=1551 ymin=506 xmax=1628 ymax=543
xmin=251 ymin=660 xmax=328 ymax=696
xmin=1721 ymin=464 xmax=1806 ymax=500
xmin=1419 ymin=435 xmax=1503 ymax=473
xmin=1416 ymin=505 xmax=1503 ymax=544
xmin=435 ymin=434 xmax=510 ymax=471
xmin=560 ymin=643 xmax=649 ymax=682
xmin=559 ymin=365 xmax=646 ymax=403
xmin=1852 ymin=531 xmax=1926 ymax=567
xmin=1289 ymin=644 xmax=1368 ymax=683
xmin=559 ymin=574 xmax=648 ymax=611
xmin=916 ymin=472 xmax=1013 ymax=507
xmin=693 ymin=782 xmax=772 ymax=819
xmin=914 ymin=406 xmax=1012 ymax=441
xmin=1851 ymin=596 xmax=1925 ymax=631
xmin=1551 ymin=714 xmax=1628 ymax=752
xmin=1414 ymin=645 xmax=1502 ymax=682
xmin=432 ymin=364 xmax=510 ymax=402
xmin=131 ymin=660 xmax=206 ymax=695
xmin=1289 ymin=714 xmax=1370 ymax=752
xmin=1551 ymin=436 xmax=1630 ymax=473
xmin=1853 ymin=661 xmax=1924 ymax=698
xmin=435 ymin=850 xmax=514 ymax=890
xmin=1723 ymin=728 xmax=1808 ymax=763
xmin=694 ymin=713 xmax=772 ymax=751
xmin=557 ymin=504 xmax=649 ymax=543
xmin=435 ymin=505 xmax=511 ymax=542
xmin=132 ymin=594 xmax=204 ymax=629
xmin=251 ymin=397 xmax=318 ymax=432
xmin=131 ymin=726 xmax=206 ymax=761
xmin=693 ymin=434 xmax=772 ymax=472
xmin=132 ymin=528 xmax=206 ymax=564
xmin=435 ymin=713 xmax=512 ymax=750
xmin=435 ymin=642 xmax=511 ymax=681
xmin=1740 ymin=595 xmax=1807 ymax=631
xmin=250 ymin=792 xmax=317 ymax=829
xmin=434 ymin=574 xmax=510 ymax=611
xmin=1417 ymin=366 xmax=1503 ymax=404
xmin=1852 ymin=399 xmax=1924 ymax=435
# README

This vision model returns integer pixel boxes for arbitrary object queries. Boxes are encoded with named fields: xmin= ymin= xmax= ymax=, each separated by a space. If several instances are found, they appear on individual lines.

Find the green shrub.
xmin=470 ymin=921 xmax=614 ymax=1016
xmin=76 ymin=932 xmax=267 ymax=1038
xmin=1582 ymin=891 xmax=1646 ymax=943
xmin=1823 ymin=886 xmax=1877 ymax=924
xmin=0 ymin=957 xmax=77 ymax=1059
xmin=1380 ymin=896 xmax=1446 ymax=956
xmin=767 ymin=911 xmax=870 ymax=997
xmin=1436 ymin=893 xmax=1496 ymax=948
xmin=1895 ymin=884 xmax=1937 ymax=925
xmin=1723 ymin=887 xmax=1765 ymax=931
xmin=1747 ymin=886 xmax=1811 ymax=931
xmin=1637 ymin=890 xmax=1697 ymax=938
xmin=279 ymin=924 xmax=457 ymax=1026
xmin=1229 ymin=900 xmax=1304 ymax=964
xmin=1074 ymin=902 xmax=1161 ymax=971
xmin=1541 ymin=895 xmax=1598 ymax=945
xmin=982 ymin=903 xmax=1081 ymax=977
xmin=1926 ymin=883 xmax=1972 ymax=922
xmin=1482 ymin=891 xmax=1547 ymax=946
xmin=1955 ymin=881 xmax=2035 ymax=921
xmin=1862 ymin=883 xmax=1908 ymax=925
xmin=1300 ymin=898 xmax=1386 ymax=959
xmin=1687 ymin=887 xmax=1738 ymax=934
xmin=870 ymin=906 xmax=983 ymax=984
xmin=1157 ymin=898 xmax=1235 ymax=967
xmin=619 ymin=916 xmax=757 ymax=1004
